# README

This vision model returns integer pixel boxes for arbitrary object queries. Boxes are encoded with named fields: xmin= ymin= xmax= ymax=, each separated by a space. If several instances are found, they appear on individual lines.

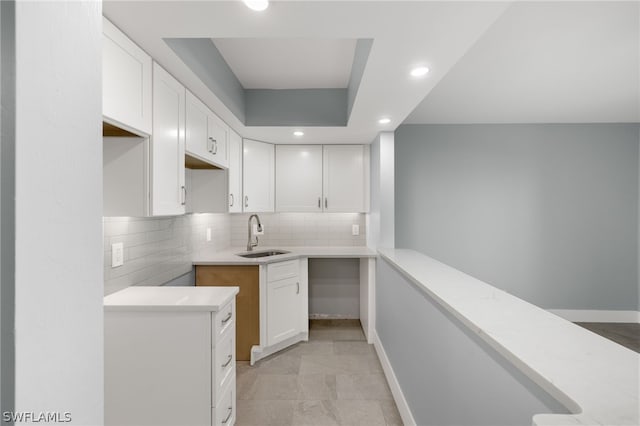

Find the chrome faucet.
xmin=247 ymin=214 xmax=263 ymax=251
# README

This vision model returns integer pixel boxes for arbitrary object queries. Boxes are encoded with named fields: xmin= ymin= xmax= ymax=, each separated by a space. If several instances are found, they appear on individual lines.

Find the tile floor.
xmin=575 ymin=322 xmax=640 ymax=353
xmin=236 ymin=320 xmax=402 ymax=426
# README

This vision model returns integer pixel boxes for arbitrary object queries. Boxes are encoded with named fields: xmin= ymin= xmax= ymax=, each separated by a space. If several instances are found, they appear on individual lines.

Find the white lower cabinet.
xmin=105 ymin=300 xmax=236 ymax=426
xmin=266 ymin=259 xmax=308 ymax=347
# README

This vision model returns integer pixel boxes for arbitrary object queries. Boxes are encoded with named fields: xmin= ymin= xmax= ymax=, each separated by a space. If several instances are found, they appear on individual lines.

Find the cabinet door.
xmin=323 ymin=145 xmax=365 ymax=212
xmin=266 ymin=276 xmax=302 ymax=346
xmin=243 ymin=139 xmax=274 ymax=212
xmin=102 ymin=18 xmax=152 ymax=135
xmin=228 ymin=130 xmax=243 ymax=213
xmin=208 ymin=113 xmax=229 ymax=168
xmin=276 ymin=145 xmax=323 ymax=212
xmin=185 ymin=91 xmax=211 ymax=163
xmin=151 ymin=63 xmax=186 ymax=216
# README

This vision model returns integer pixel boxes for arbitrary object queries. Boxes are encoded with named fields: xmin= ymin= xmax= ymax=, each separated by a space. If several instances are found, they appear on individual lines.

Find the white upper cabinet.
xmin=185 ymin=91 xmax=229 ymax=168
xmin=102 ymin=17 xmax=152 ymax=135
xmin=276 ymin=145 xmax=323 ymax=212
xmin=323 ymin=145 xmax=367 ymax=213
xmin=185 ymin=91 xmax=210 ymax=163
xmin=243 ymin=139 xmax=274 ymax=212
xmin=208 ymin=113 xmax=229 ymax=169
xmin=228 ymin=130 xmax=243 ymax=213
xmin=151 ymin=63 xmax=186 ymax=216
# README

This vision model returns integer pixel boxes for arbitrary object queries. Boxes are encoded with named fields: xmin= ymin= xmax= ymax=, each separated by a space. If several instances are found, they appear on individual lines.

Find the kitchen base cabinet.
xmin=196 ymin=266 xmax=260 ymax=361
xmin=105 ymin=298 xmax=236 ymax=426
xmin=266 ymin=259 xmax=307 ymax=346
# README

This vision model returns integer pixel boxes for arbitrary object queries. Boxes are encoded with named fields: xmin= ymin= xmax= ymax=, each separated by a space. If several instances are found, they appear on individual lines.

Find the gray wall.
xmin=395 ymin=124 xmax=639 ymax=310
xmin=309 ymin=259 xmax=360 ymax=318
xmin=0 ymin=0 xmax=15 ymax=416
xmin=376 ymin=258 xmax=569 ymax=425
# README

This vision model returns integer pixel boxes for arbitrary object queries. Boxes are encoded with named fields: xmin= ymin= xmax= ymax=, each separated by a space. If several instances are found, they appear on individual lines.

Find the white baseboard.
xmin=548 ymin=309 xmax=640 ymax=323
xmin=372 ymin=330 xmax=417 ymax=426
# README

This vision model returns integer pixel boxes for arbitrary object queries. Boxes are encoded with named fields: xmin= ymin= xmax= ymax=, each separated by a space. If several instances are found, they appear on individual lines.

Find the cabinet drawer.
xmin=267 ymin=260 xmax=299 ymax=282
xmin=213 ymin=377 xmax=235 ymax=426
xmin=213 ymin=301 xmax=234 ymax=342
xmin=212 ymin=330 xmax=234 ymax=405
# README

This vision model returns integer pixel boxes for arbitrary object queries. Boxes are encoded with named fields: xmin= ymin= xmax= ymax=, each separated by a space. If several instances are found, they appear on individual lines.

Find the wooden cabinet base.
xmin=196 ymin=265 xmax=259 ymax=361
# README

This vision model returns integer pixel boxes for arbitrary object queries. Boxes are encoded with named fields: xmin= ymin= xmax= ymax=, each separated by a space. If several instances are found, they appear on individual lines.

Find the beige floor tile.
xmin=236 ymin=320 xmax=401 ymax=426
xmin=292 ymin=400 xmax=340 ymax=426
xmin=253 ymin=353 xmax=302 ymax=375
xmin=236 ymin=366 xmax=258 ymax=397
xmin=241 ymin=374 xmax=301 ymax=400
xmin=333 ymin=341 xmax=376 ymax=356
xmin=284 ymin=341 xmax=335 ymax=357
xmin=380 ymin=400 xmax=404 ymax=426
xmin=235 ymin=400 xmax=295 ymax=426
xmin=297 ymin=374 xmax=337 ymax=400
xmin=334 ymin=400 xmax=387 ymax=426
xmin=336 ymin=373 xmax=393 ymax=400
xmin=299 ymin=355 xmax=375 ymax=375
xmin=309 ymin=328 xmax=366 ymax=341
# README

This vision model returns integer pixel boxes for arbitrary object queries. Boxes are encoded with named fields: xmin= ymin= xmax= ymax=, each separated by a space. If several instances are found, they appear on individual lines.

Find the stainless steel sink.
xmin=236 ymin=250 xmax=290 ymax=259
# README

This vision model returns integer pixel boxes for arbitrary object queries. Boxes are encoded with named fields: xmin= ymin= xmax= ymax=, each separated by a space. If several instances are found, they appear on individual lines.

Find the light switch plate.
xmin=206 ymin=228 xmax=212 ymax=242
xmin=111 ymin=242 xmax=124 ymax=268
xmin=352 ymin=224 xmax=360 ymax=236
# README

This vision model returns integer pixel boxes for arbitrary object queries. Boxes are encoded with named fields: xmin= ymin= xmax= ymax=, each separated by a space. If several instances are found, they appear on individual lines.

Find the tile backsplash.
xmin=104 ymin=212 xmax=367 ymax=295
xmin=103 ymin=214 xmax=230 ymax=295
xmin=230 ymin=213 xmax=367 ymax=247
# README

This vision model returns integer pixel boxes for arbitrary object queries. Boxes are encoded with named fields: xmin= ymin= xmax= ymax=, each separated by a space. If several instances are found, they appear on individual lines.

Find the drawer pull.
xmin=222 ymin=407 xmax=233 ymax=424
xmin=221 ymin=354 xmax=233 ymax=368
xmin=296 ymin=282 xmax=299 ymax=294
xmin=221 ymin=311 xmax=233 ymax=325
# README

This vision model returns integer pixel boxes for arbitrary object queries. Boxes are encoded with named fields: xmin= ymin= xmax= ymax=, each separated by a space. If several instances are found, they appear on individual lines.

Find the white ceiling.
xmin=405 ymin=1 xmax=640 ymax=124
xmin=213 ymin=38 xmax=357 ymax=89
xmin=103 ymin=1 xmax=639 ymax=145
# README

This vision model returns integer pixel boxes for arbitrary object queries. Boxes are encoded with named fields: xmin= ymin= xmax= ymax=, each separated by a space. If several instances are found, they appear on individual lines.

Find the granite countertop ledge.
xmin=378 ymin=248 xmax=639 ymax=426
xmin=192 ymin=246 xmax=377 ymax=265
xmin=104 ymin=286 xmax=239 ymax=312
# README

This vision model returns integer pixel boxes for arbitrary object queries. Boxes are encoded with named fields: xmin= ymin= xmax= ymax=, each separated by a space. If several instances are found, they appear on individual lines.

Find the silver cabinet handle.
xmin=222 ymin=407 xmax=233 ymax=424
xmin=221 ymin=311 xmax=232 ymax=325
xmin=207 ymin=137 xmax=214 ymax=153
xmin=229 ymin=193 xmax=234 ymax=207
xmin=244 ymin=196 xmax=249 ymax=208
xmin=324 ymin=198 xmax=328 ymax=209
xmin=318 ymin=197 xmax=321 ymax=209
xmin=296 ymin=282 xmax=299 ymax=294
xmin=213 ymin=139 xmax=218 ymax=155
xmin=181 ymin=186 xmax=186 ymax=205
xmin=221 ymin=354 xmax=233 ymax=368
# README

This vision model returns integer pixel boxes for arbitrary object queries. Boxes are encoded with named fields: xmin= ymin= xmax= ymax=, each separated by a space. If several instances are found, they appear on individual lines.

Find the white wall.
xmin=367 ymin=132 xmax=394 ymax=249
xmin=14 ymin=2 xmax=103 ymax=424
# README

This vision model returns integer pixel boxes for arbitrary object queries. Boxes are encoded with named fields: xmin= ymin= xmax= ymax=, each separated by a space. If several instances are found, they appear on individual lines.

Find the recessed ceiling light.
xmin=244 ymin=0 xmax=269 ymax=11
xmin=293 ymin=131 xmax=304 ymax=137
xmin=378 ymin=118 xmax=391 ymax=125
xmin=410 ymin=66 xmax=430 ymax=77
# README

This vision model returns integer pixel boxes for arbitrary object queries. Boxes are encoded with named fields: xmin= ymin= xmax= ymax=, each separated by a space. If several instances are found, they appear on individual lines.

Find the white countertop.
xmin=378 ymin=248 xmax=639 ymax=426
xmin=192 ymin=246 xmax=377 ymax=266
xmin=104 ymin=286 xmax=239 ymax=312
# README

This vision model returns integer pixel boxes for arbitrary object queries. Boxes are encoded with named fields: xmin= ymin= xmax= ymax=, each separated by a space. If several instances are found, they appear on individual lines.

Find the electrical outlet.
xmin=352 ymin=224 xmax=360 ymax=236
xmin=206 ymin=228 xmax=212 ymax=242
xmin=111 ymin=242 xmax=124 ymax=268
